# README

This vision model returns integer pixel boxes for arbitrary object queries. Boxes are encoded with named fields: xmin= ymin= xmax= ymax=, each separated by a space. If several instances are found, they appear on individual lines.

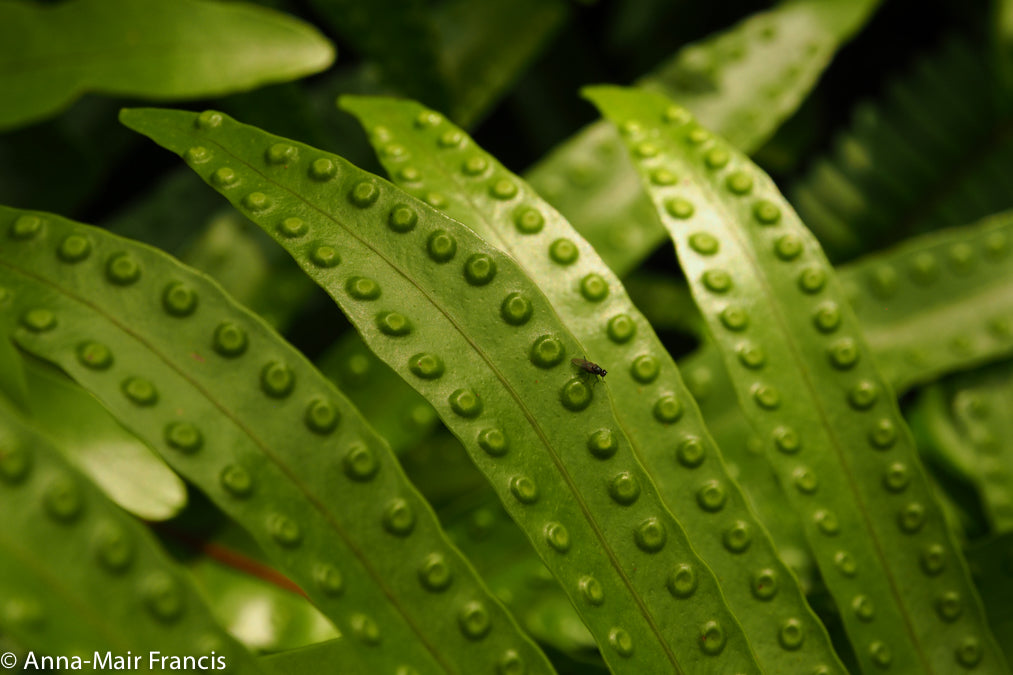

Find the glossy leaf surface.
xmin=589 ymin=85 xmax=1009 ymax=675
xmin=0 ymin=0 xmax=334 ymax=130
xmin=21 ymin=358 xmax=187 ymax=521
xmin=342 ymin=94 xmax=845 ymax=674
xmin=122 ymin=106 xmax=766 ymax=675
xmin=0 ymin=205 xmax=550 ymax=675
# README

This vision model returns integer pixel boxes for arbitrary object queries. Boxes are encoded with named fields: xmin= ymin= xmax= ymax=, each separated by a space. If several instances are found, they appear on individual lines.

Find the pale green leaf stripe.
xmin=837 ymin=210 xmax=1013 ymax=392
xmin=121 ymin=106 xmax=763 ymax=675
xmin=342 ymin=94 xmax=846 ymax=675
xmin=525 ymin=0 xmax=882 ymax=276
xmin=0 ymin=205 xmax=552 ymax=675
xmin=588 ymin=85 xmax=1010 ymax=675
xmin=0 ymin=401 xmax=265 ymax=671
xmin=0 ymin=0 xmax=335 ymax=131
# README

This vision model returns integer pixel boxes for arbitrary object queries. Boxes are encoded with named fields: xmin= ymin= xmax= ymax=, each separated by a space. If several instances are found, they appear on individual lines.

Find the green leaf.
xmin=790 ymin=39 xmax=1013 ymax=261
xmin=0 ymin=205 xmax=551 ymax=675
xmin=440 ymin=489 xmax=598 ymax=663
xmin=0 ymin=0 xmax=335 ymax=131
xmin=677 ymin=346 xmax=815 ymax=588
xmin=178 ymin=211 xmax=315 ymax=331
xmin=919 ymin=360 xmax=1013 ymax=534
xmin=399 ymin=431 xmax=488 ymax=510
xmin=681 ymin=208 xmax=1013 ymax=534
xmin=121 ymin=105 xmax=766 ymax=675
xmin=0 ymin=400 xmax=264 ymax=670
xmin=341 ymin=94 xmax=846 ymax=674
xmin=525 ymin=0 xmax=883 ymax=276
xmin=22 ymin=357 xmax=188 ymax=521
xmin=315 ymin=331 xmax=439 ymax=456
xmin=588 ymin=84 xmax=1010 ymax=674
xmin=837 ymin=211 xmax=1013 ymax=392
xmin=186 ymin=534 xmax=339 ymax=653
xmin=262 ymin=638 xmax=371 ymax=674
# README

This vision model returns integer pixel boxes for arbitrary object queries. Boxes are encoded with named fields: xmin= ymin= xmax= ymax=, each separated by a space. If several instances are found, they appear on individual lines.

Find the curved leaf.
xmin=341 ymin=94 xmax=846 ymax=674
xmin=0 ymin=205 xmax=551 ymax=675
xmin=188 ymin=541 xmax=338 ymax=653
xmin=121 ymin=106 xmax=765 ymax=675
xmin=588 ymin=85 xmax=1009 ymax=674
xmin=0 ymin=0 xmax=335 ymax=130
xmin=525 ymin=0 xmax=882 ymax=276
xmin=0 ymin=400 xmax=264 ymax=671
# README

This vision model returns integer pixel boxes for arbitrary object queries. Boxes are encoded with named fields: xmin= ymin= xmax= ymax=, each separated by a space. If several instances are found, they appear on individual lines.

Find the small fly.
xmin=571 ymin=357 xmax=607 ymax=385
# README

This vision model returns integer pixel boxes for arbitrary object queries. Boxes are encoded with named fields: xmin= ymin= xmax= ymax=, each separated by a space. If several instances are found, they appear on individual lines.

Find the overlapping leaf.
xmin=0 ymin=401 xmax=264 ymax=671
xmin=525 ymin=0 xmax=882 ymax=275
xmin=122 ymin=106 xmax=767 ymax=675
xmin=589 ymin=85 xmax=1009 ymax=674
xmin=341 ymin=94 xmax=845 ymax=674
xmin=0 ymin=205 xmax=550 ymax=675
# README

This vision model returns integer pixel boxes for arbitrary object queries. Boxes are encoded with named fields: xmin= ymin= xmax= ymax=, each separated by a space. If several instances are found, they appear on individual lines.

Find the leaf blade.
xmin=0 ymin=0 xmax=334 ymax=130
xmin=341 ymin=93 xmax=849 ymax=675
xmin=121 ymin=105 xmax=767 ymax=675
xmin=0 ymin=204 xmax=551 ymax=675
xmin=588 ymin=84 xmax=1010 ymax=675
xmin=0 ymin=400 xmax=265 ymax=670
